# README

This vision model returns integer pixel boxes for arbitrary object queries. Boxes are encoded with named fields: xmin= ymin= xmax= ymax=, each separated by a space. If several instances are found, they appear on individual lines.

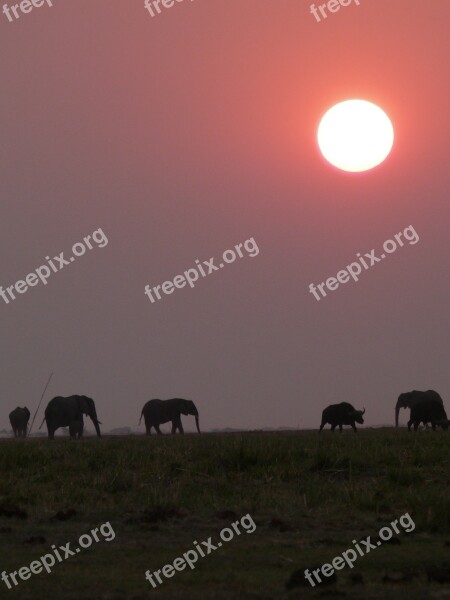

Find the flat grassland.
xmin=0 ymin=430 xmax=448 ymax=599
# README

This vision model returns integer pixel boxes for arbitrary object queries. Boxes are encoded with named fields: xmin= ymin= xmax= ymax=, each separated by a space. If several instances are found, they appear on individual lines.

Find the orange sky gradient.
xmin=1 ymin=1 xmax=449 ymax=431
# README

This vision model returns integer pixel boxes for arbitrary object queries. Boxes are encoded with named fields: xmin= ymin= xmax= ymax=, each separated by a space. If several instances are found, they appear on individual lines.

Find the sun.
xmin=317 ymin=100 xmax=394 ymax=173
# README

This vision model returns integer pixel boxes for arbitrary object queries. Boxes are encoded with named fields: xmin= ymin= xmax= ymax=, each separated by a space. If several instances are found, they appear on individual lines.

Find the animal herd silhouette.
xmin=6 ymin=389 xmax=449 ymax=439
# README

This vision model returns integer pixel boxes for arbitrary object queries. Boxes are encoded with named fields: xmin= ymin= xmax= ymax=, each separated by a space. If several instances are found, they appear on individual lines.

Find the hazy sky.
xmin=1 ymin=1 xmax=449 ymax=432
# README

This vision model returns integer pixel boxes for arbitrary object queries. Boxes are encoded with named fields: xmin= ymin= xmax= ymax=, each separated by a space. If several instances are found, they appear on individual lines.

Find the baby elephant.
xmin=9 ymin=407 xmax=31 ymax=438
xmin=140 ymin=398 xmax=200 ymax=435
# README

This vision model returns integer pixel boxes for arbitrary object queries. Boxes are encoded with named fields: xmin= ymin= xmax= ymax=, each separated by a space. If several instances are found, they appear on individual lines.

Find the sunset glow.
xmin=317 ymin=100 xmax=394 ymax=173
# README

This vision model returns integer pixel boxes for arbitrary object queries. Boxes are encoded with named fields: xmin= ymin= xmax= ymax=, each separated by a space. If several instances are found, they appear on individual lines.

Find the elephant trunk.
xmin=93 ymin=420 xmax=102 ymax=437
xmin=195 ymin=415 xmax=201 ymax=434
xmin=89 ymin=408 xmax=102 ymax=437
xmin=395 ymin=402 xmax=402 ymax=427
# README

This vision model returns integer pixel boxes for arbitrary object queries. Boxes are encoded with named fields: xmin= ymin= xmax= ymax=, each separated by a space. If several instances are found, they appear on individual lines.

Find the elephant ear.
xmin=76 ymin=396 xmax=85 ymax=412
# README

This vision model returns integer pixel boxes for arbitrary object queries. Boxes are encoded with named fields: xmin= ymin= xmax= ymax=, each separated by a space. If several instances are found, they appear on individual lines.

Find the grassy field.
xmin=0 ymin=430 xmax=448 ymax=599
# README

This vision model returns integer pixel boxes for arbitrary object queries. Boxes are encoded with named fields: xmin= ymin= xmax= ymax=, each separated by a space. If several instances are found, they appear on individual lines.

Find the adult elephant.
xmin=9 ymin=407 xmax=30 ymax=438
xmin=395 ymin=390 xmax=444 ymax=427
xmin=40 ymin=395 xmax=101 ymax=440
xmin=139 ymin=398 xmax=200 ymax=435
xmin=407 ymin=399 xmax=449 ymax=432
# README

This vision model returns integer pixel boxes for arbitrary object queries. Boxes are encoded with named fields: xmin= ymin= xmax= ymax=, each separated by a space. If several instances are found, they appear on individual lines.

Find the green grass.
xmin=0 ymin=429 xmax=448 ymax=598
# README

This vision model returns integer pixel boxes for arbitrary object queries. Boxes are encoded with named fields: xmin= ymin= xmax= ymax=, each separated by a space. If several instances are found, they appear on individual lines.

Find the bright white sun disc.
xmin=317 ymin=100 xmax=394 ymax=172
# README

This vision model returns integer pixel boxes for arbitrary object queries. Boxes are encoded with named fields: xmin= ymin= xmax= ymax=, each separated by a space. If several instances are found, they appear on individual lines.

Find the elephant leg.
xmin=171 ymin=418 xmax=183 ymax=434
xmin=76 ymin=420 xmax=83 ymax=439
xmin=414 ymin=421 xmax=419 ymax=432
xmin=155 ymin=425 xmax=163 ymax=435
xmin=172 ymin=416 xmax=184 ymax=434
xmin=48 ymin=429 xmax=55 ymax=440
xmin=407 ymin=420 xmax=412 ymax=431
xmin=319 ymin=422 xmax=324 ymax=433
xmin=339 ymin=424 xmax=343 ymax=432
xmin=331 ymin=424 xmax=336 ymax=432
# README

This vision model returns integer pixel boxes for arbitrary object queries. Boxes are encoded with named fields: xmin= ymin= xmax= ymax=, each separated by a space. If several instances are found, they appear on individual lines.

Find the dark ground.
xmin=0 ymin=429 xmax=448 ymax=599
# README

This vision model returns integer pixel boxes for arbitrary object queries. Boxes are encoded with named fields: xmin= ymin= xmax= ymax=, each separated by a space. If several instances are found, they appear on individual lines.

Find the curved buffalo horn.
xmin=362 ymin=408 xmax=366 ymax=415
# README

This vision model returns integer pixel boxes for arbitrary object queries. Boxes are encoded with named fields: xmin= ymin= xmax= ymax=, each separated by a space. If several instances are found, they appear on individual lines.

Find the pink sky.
xmin=1 ymin=1 xmax=449 ymax=431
